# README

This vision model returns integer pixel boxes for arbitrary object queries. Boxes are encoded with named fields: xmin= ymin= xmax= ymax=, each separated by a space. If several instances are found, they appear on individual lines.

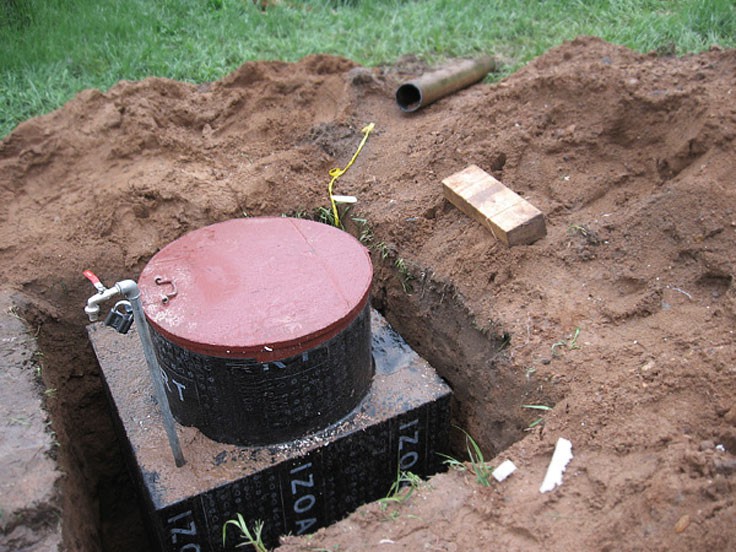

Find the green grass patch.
xmin=2 ymin=0 xmax=735 ymax=137
xmin=378 ymin=469 xmax=423 ymax=511
xmin=222 ymin=514 xmax=268 ymax=552
xmin=439 ymin=427 xmax=494 ymax=486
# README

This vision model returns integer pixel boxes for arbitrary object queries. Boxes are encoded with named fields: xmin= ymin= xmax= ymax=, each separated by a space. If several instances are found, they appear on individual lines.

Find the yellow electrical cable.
xmin=328 ymin=122 xmax=375 ymax=228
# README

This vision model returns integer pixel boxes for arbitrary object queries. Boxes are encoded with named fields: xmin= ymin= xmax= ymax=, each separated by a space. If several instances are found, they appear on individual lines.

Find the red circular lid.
xmin=138 ymin=218 xmax=372 ymax=360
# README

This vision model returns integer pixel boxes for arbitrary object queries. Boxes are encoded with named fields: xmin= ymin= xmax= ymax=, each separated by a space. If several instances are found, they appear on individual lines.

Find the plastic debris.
xmin=492 ymin=459 xmax=517 ymax=482
xmin=331 ymin=194 xmax=358 ymax=204
xmin=539 ymin=437 xmax=573 ymax=493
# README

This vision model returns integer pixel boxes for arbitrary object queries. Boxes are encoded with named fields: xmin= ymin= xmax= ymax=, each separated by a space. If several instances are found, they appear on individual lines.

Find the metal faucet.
xmin=84 ymin=270 xmax=186 ymax=467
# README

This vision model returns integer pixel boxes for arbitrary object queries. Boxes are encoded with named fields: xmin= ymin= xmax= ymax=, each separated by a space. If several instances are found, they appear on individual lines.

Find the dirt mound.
xmin=1 ymin=36 xmax=735 ymax=551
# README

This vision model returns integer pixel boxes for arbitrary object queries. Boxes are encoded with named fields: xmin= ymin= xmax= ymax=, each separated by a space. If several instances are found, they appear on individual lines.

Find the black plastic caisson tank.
xmin=137 ymin=217 xmax=374 ymax=446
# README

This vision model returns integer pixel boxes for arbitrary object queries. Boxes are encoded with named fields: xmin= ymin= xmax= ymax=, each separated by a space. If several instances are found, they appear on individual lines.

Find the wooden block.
xmin=442 ymin=165 xmax=546 ymax=246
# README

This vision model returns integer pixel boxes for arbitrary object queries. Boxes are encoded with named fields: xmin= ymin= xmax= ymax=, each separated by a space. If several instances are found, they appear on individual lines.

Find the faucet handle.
xmin=83 ymin=270 xmax=106 ymax=293
xmin=83 ymin=269 xmax=109 ymax=321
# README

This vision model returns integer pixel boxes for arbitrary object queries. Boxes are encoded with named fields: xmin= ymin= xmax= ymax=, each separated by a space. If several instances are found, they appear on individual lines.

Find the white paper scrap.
xmin=539 ymin=437 xmax=573 ymax=493
xmin=332 ymin=195 xmax=358 ymax=204
xmin=492 ymin=459 xmax=517 ymax=482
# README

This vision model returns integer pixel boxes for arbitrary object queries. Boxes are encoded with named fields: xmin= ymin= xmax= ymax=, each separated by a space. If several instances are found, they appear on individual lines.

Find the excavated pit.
xmin=30 ymin=260 xmax=538 ymax=550
xmin=26 ymin=265 xmax=538 ymax=551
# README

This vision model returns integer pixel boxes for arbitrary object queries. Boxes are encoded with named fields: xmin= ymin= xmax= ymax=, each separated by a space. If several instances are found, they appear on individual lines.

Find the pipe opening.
xmin=395 ymin=83 xmax=423 ymax=112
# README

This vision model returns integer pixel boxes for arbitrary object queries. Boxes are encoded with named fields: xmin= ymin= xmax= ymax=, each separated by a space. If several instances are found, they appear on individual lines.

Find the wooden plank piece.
xmin=442 ymin=165 xmax=546 ymax=246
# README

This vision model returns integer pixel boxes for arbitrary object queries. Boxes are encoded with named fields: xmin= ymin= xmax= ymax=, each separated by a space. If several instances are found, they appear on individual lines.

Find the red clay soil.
xmin=1 ymin=36 xmax=735 ymax=551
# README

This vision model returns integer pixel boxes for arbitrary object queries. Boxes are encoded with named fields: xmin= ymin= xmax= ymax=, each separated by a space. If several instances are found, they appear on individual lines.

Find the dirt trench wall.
xmin=371 ymin=261 xmax=563 ymax=457
xmin=0 ymin=291 xmax=62 ymax=552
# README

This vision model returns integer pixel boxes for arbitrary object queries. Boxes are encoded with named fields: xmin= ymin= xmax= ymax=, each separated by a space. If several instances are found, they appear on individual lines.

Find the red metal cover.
xmin=138 ymin=218 xmax=372 ymax=360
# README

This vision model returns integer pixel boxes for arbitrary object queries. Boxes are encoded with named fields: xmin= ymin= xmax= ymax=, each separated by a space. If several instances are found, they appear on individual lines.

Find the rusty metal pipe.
xmin=395 ymin=55 xmax=496 ymax=113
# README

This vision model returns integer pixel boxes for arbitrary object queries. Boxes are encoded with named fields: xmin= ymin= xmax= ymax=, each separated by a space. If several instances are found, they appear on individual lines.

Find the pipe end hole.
xmin=396 ymin=84 xmax=422 ymax=113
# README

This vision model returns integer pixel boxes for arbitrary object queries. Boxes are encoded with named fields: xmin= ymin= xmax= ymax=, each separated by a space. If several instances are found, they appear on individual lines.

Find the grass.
xmin=522 ymin=403 xmax=553 ymax=429
xmin=222 ymin=514 xmax=268 ymax=552
xmin=551 ymin=327 xmax=581 ymax=355
xmin=352 ymin=216 xmax=374 ymax=246
xmin=439 ymin=428 xmax=494 ymax=487
xmin=2 ymin=0 xmax=735 ymax=138
xmin=378 ymin=469 xmax=423 ymax=511
xmin=289 ymin=206 xmax=415 ymax=295
xmin=394 ymin=257 xmax=414 ymax=294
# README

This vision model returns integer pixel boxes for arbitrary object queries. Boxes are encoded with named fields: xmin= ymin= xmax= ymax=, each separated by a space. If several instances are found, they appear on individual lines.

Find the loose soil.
xmin=1 ymin=36 xmax=735 ymax=551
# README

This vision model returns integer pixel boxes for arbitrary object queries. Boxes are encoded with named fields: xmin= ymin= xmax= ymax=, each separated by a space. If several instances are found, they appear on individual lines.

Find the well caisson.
xmin=137 ymin=217 xmax=374 ymax=446
xmin=88 ymin=216 xmax=451 ymax=551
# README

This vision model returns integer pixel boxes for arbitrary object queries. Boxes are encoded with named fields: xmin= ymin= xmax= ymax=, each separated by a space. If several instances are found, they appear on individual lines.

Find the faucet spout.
xmin=85 ymin=285 xmax=122 ymax=321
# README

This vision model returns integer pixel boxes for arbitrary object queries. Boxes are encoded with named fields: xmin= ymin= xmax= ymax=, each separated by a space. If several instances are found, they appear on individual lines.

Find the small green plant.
xmin=222 ymin=514 xmax=268 ymax=552
xmin=351 ymin=224 xmax=414 ymax=295
xmin=551 ymin=327 xmax=581 ymax=355
xmin=394 ymin=257 xmax=414 ymax=294
xmin=314 ymin=205 xmax=338 ymax=227
xmin=374 ymin=241 xmax=390 ymax=260
xmin=378 ymin=469 xmax=422 ymax=511
xmin=438 ymin=428 xmax=493 ymax=486
xmin=282 ymin=206 xmax=344 ymax=227
xmin=521 ymin=404 xmax=552 ymax=429
xmin=32 ymin=350 xmax=45 ymax=378
xmin=283 ymin=209 xmax=309 ymax=219
xmin=567 ymin=223 xmax=590 ymax=237
xmin=7 ymin=305 xmax=23 ymax=320
xmin=439 ymin=453 xmax=465 ymax=472
xmin=352 ymin=216 xmax=374 ymax=246
xmin=568 ymin=223 xmax=601 ymax=245
xmin=521 ymin=404 xmax=553 ymax=411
